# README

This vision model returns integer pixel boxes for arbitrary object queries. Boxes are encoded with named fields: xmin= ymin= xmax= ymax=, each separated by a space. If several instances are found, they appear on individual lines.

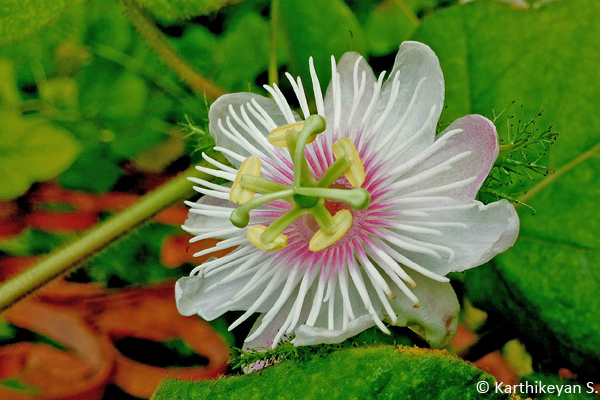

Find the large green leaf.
xmin=411 ymin=0 xmax=600 ymax=376
xmin=279 ymin=0 xmax=367 ymax=98
xmin=212 ymin=13 xmax=278 ymax=93
xmin=0 ymin=0 xmax=70 ymax=45
xmin=0 ymin=111 xmax=80 ymax=200
xmin=153 ymin=346 xmax=517 ymax=399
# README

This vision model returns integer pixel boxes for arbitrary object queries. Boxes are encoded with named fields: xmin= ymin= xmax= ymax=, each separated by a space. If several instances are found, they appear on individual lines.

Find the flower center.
xmin=299 ymin=176 xmax=368 ymax=248
xmin=228 ymin=115 xmax=371 ymax=252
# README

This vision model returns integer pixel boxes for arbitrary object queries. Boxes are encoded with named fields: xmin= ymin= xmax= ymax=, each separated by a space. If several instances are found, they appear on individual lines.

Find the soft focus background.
xmin=1 ymin=0 xmax=599 ymax=398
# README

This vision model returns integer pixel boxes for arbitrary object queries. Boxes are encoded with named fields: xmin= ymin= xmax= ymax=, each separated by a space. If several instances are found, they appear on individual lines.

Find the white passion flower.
xmin=175 ymin=41 xmax=519 ymax=350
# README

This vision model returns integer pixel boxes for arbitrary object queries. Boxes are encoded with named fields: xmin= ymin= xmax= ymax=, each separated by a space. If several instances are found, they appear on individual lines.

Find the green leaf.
xmin=0 ymin=60 xmax=20 ymax=106
xmin=153 ymin=346 xmax=517 ymax=399
xmin=0 ymin=319 xmax=16 ymax=342
xmin=0 ymin=229 xmax=72 ymax=256
xmin=138 ymin=0 xmax=249 ymax=20
xmin=232 ymin=326 xmax=421 ymax=372
xmin=0 ymin=0 xmax=70 ymax=45
xmin=213 ymin=13 xmax=278 ymax=93
xmin=0 ymin=379 xmax=39 ymax=395
xmin=279 ymin=0 xmax=367 ymax=96
xmin=172 ymin=25 xmax=218 ymax=74
xmin=58 ymin=146 xmax=123 ymax=193
xmin=86 ymin=0 xmax=133 ymax=52
xmin=411 ymin=0 xmax=600 ymax=376
xmin=0 ymin=111 xmax=80 ymax=200
xmin=364 ymin=0 xmax=419 ymax=56
xmin=100 ymin=72 xmax=149 ymax=122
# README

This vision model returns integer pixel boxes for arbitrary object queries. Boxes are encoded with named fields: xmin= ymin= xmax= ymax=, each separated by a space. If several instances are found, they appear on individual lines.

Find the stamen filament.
xmin=240 ymin=175 xmax=289 ymax=193
xmin=316 ymin=156 xmax=351 ymax=188
xmin=231 ymin=189 xmax=294 ymax=228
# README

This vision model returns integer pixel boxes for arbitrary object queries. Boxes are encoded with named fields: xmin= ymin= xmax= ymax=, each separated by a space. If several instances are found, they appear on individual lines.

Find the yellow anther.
xmin=247 ymin=225 xmax=288 ymax=251
xmin=230 ymin=156 xmax=261 ymax=204
xmin=309 ymin=209 xmax=353 ymax=252
xmin=332 ymin=137 xmax=365 ymax=187
xmin=267 ymin=121 xmax=317 ymax=148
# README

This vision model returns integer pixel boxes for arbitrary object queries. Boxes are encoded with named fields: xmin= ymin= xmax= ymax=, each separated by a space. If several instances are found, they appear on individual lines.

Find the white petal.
xmin=175 ymin=263 xmax=281 ymax=320
xmin=394 ymin=115 xmax=499 ymax=199
xmin=388 ymin=269 xmax=459 ymax=349
xmin=293 ymin=314 xmax=376 ymax=346
xmin=392 ymin=199 xmax=519 ymax=276
xmin=295 ymin=261 xmax=387 ymax=344
xmin=241 ymin=295 xmax=311 ymax=373
xmin=241 ymin=313 xmax=282 ymax=373
xmin=323 ymin=52 xmax=377 ymax=137
xmin=243 ymin=295 xmax=302 ymax=351
xmin=209 ymin=93 xmax=301 ymax=167
xmin=182 ymin=195 xmax=236 ymax=239
xmin=372 ymin=41 xmax=444 ymax=159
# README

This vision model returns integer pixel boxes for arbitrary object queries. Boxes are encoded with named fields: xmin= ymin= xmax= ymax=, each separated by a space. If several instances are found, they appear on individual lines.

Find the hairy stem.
xmin=119 ymin=0 xmax=226 ymax=100
xmin=0 ymin=157 xmax=225 ymax=312
xmin=498 ymin=140 xmax=527 ymax=154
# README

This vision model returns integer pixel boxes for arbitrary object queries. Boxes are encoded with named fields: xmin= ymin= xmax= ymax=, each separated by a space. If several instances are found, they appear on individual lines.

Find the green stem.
xmin=0 ymin=157 xmax=225 ymax=313
xmin=499 ymin=140 xmax=527 ymax=153
xmin=119 ymin=0 xmax=226 ymax=100
xmin=268 ymin=0 xmax=280 ymax=87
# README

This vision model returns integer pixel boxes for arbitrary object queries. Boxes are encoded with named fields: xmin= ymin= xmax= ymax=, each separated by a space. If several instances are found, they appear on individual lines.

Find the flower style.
xmin=176 ymin=41 xmax=519 ymax=350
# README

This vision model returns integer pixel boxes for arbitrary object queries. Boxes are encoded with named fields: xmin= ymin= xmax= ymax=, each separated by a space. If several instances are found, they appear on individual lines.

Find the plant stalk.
xmin=0 ymin=159 xmax=223 ymax=313
xmin=119 ymin=0 xmax=226 ymax=100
